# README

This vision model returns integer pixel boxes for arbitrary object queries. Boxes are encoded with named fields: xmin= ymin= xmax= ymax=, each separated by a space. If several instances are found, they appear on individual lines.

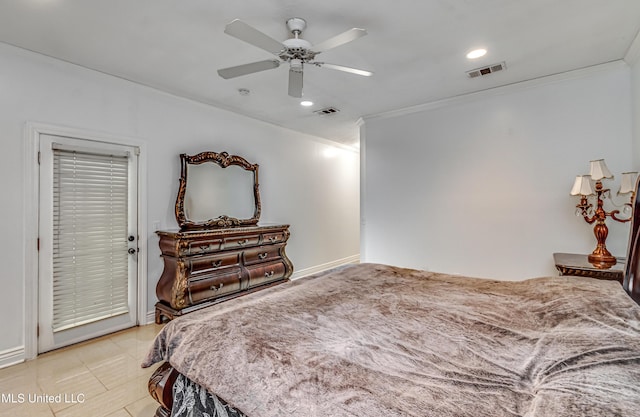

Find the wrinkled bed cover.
xmin=143 ymin=263 xmax=640 ymax=417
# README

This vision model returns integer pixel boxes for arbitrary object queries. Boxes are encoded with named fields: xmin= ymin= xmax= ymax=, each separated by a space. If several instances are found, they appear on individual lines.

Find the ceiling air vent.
xmin=314 ymin=107 xmax=340 ymax=115
xmin=466 ymin=62 xmax=506 ymax=78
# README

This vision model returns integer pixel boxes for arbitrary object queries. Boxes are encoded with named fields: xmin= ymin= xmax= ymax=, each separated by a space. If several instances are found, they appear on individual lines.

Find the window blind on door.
xmin=52 ymin=146 xmax=130 ymax=332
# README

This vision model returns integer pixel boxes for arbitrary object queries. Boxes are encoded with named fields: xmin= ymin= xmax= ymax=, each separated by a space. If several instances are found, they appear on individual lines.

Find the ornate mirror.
xmin=175 ymin=151 xmax=261 ymax=230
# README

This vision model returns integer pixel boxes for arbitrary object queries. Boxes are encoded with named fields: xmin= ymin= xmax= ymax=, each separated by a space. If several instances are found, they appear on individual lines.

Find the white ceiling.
xmin=1 ymin=0 xmax=639 ymax=147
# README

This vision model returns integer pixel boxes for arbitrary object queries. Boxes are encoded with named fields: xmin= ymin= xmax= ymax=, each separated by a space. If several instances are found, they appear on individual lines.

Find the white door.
xmin=38 ymin=134 xmax=139 ymax=353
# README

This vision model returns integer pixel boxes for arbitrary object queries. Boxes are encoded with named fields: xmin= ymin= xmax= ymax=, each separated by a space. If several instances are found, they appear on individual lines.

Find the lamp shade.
xmin=589 ymin=159 xmax=613 ymax=180
xmin=619 ymin=172 xmax=638 ymax=195
xmin=570 ymin=175 xmax=595 ymax=196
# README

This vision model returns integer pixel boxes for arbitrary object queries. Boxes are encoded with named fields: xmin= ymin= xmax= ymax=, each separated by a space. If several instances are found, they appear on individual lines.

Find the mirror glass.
xmin=184 ymin=163 xmax=255 ymax=222
xmin=175 ymin=152 xmax=261 ymax=230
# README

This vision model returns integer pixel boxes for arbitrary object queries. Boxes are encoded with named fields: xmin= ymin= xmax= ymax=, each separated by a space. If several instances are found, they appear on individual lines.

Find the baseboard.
xmin=290 ymin=255 xmax=360 ymax=280
xmin=0 ymin=346 xmax=25 ymax=369
xmin=146 ymin=311 xmax=156 ymax=325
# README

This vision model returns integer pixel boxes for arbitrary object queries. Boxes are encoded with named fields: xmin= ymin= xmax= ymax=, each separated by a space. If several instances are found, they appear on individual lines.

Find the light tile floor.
xmin=0 ymin=324 xmax=165 ymax=417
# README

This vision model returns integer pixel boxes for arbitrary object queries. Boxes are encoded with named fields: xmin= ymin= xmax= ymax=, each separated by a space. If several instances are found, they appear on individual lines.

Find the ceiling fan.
xmin=217 ymin=18 xmax=372 ymax=98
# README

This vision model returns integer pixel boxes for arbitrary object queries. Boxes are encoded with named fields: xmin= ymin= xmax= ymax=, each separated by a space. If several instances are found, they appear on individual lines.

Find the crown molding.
xmin=624 ymin=29 xmax=640 ymax=66
xmin=364 ymin=60 xmax=628 ymax=122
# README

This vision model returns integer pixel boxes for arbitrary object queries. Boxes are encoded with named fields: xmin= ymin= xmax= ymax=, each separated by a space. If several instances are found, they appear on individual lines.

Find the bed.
xmin=143 ymin=196 xmax=640 ymax=417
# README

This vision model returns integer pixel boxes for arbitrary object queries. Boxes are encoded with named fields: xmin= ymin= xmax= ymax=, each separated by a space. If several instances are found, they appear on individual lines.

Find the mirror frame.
xmin=175 ymin=151 xmax=261 ymax=230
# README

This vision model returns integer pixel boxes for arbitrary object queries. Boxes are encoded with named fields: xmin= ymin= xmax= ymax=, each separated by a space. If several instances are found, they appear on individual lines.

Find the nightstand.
xmin=553 ymin=252 xmax=624 ymax=284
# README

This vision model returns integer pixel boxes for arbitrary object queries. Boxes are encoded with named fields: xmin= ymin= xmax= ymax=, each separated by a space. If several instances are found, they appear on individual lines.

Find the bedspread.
xmin=143 ymin=263 xmax=640 ymax=417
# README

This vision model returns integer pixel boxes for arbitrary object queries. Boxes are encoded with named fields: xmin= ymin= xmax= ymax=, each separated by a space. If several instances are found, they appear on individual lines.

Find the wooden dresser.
xmin=154 ymin=224 xmax=293 ymax=322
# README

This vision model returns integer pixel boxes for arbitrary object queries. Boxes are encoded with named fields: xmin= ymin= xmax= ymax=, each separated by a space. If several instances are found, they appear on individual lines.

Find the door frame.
xmin=23 ymin=122 xmax=148 ymax=360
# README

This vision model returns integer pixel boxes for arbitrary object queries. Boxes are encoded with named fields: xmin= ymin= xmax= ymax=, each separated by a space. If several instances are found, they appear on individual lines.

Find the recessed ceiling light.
xmin=300 ymin=100 xmax=314 ymax=107
xmin=466 ymin=49 xmax=487 ymax=59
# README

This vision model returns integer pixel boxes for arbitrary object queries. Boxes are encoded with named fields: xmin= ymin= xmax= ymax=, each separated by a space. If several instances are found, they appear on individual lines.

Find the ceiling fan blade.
xmin=319 ymin=63 xmax=373 ymax=77
xmin=288 ymin=68 xmax=303 ymax=98
xmin=224 ymin=19 xmax=285 ymax=55
xmin=312 ymin=28 xmax=367 ymax=53
xmin=217 ymin=60 xmax=281 ymax=79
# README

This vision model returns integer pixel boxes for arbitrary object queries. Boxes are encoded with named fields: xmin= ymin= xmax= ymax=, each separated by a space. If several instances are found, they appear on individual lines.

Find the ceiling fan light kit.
xmin=217 ymin=17 xmax=372 ymax=98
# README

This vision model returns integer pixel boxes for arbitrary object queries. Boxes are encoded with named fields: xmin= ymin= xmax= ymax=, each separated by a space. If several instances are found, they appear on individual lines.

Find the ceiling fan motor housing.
xmin=281 ymin=39 xmax=316 ymax=61
xmin=281 ymin=19 xmax=316 ymax=62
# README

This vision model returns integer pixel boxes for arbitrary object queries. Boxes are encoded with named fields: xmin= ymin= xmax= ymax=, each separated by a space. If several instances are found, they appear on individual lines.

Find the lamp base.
xmin=588 ymin=217 xmax=617 ymax=268
xmin=588 ymin=252 xmax=617 ymax=269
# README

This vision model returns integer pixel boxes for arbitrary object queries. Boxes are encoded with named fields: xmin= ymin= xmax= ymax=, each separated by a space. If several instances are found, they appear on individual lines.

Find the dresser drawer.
xmin=188 ymin=253 xmax=240 ymax=275
xmin=185 ymin=238 xmax=223 ymax=256
xmin=187 ymin=270 xmax=242 ymax=304
xmin=223 ymin=234 xmax=260 ymax=249
xmin=246 ymin=261 xmax=286 ymax=288
xmin=262 ymin=231 xmax=287 ymax=245
xmin=242 ymin=245 xmax=282 ymax=266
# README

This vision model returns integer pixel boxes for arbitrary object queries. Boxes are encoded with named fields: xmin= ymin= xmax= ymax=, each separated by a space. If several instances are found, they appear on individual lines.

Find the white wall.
xmin=631 ymin=53 xmax=640 ymax=168
xmin=0 ymin=43 xmax=359 ymax=358
xmin=362 ymin=63 xmax=634 ymax=280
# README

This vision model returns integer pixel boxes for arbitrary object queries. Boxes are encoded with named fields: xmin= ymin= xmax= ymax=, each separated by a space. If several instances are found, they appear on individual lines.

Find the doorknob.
xmin=128 ymin=235 xmax=135 ymax=242
xmin=128 ymin=248 xmax=136 ymax=255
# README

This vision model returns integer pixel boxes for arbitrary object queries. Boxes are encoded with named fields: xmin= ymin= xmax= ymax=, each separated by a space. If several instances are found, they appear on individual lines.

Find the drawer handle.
xmin=237 ymin=239 xmax=249 ymax=246
xmin=210 ymin=283 xmax=224 ymax=292
xmin=268 ymin=236 xmax=278 ymax=243
xmin=211 ymin=260 xmax=222 ymax=268
xmin=258 ymin=252 xmax=268 ymax=260
xmin=264 ymin=270 xmax=274 ymax=278
xmin=199 ymin=244 xmax=211 ymax=251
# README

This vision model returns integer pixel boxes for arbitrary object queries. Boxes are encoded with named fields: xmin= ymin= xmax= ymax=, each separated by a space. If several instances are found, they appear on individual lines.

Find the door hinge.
xmin=37 ymin=151 xmax=41 ymax=165
xmin=37 ymin=238 xmax=40 ymax=251
xmin=37 ymin=325 xmax=39 ymax=337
